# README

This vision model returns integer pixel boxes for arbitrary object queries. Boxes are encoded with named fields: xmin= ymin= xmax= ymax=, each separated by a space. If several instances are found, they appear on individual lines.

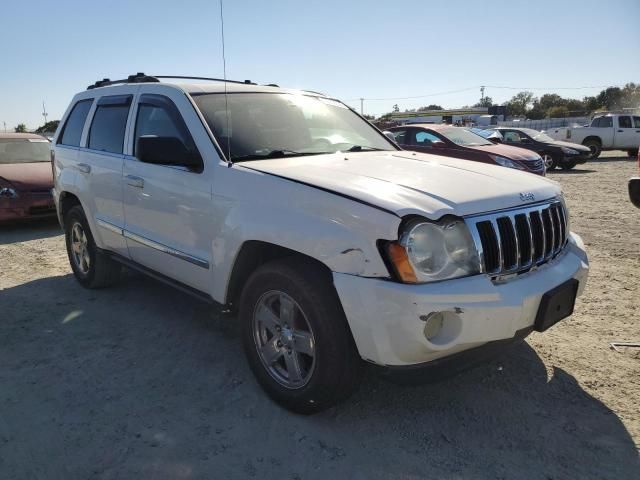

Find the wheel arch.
xmin=582 ymin=135 xmax=602 ymax=146
xmin=225 ymin=240 xmax=333 ymax=309
xmin=58 ymin=191 xmax=82 ymax=227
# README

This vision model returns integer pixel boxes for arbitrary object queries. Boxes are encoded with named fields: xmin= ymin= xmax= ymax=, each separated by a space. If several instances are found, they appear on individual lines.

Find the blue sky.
xmin=1 ymin=0 xmax=638 ymax=129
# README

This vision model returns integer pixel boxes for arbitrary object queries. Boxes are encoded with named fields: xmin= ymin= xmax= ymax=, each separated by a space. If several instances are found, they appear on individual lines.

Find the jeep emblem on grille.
xmin=519 ymin=192 xmax=535 ymax=202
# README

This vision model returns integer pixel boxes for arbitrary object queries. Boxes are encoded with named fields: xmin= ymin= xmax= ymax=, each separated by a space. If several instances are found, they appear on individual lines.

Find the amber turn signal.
xmin=386 ymin=242 xmax=418 ymax=283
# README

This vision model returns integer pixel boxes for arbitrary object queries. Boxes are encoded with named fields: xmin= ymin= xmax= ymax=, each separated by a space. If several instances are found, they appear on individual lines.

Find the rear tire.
xmin=239 ymin=257 xmax=362 ymax=414
xmin=560 ymin=160 xmax=577 ymax=171
xmin=583 ymin=139 xmax=601 ymax=159
xmin=627 ymin=148 xmax=639 ymax=158
xmin=64 ymin=205 xmax=121 ymax=288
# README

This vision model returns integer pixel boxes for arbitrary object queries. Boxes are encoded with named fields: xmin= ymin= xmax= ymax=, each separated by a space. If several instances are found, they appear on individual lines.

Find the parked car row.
xmin=385 ymin=124 xmax=590 ymax=174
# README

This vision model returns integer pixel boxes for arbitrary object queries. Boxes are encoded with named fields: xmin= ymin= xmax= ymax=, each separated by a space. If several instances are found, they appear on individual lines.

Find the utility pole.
xmin=2 ymin=121 xmax=6 ymax=133
xmin=42 ymin=101 xmax=48 ymax=125
xmin=480 ymin=86 xmax=485 ymax=104
xmin=360 ymin=98 xmax=364 ymax=115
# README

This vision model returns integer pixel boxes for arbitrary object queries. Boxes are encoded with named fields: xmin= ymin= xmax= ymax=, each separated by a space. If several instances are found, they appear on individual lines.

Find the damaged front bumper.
xmin=333 ymin=233 xmax=589 ymax=367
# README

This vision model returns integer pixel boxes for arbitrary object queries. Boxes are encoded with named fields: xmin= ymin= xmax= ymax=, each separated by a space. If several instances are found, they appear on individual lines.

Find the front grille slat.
xmin=470 ymin=200 xmax=569 ymax=278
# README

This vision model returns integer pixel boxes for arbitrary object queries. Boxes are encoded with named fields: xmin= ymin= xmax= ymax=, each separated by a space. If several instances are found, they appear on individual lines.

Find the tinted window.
xmin=392 ymin=129 xmax=407 ymax=144
xmin=502 ymin=131 xmax=521 ymax=143
xmin=59 ymin=99 xmax=93 ymax=147
xmin=618 ymin=116 xmax=632 ymax=128
xmin=134 ymin=95 xmax=198 ymax=158
xmin=634 ymin=116 xmax=640 ymax=128
xmin=88 ymin=95 xmax=132 ymax=154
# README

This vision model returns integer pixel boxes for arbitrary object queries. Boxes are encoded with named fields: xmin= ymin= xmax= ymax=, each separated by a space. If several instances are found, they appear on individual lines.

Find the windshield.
xmin=438 ymin=127 xmax=493 ymax=146
xmin=519 ymin=128 xmax=554 ymax=143
xmin=193 ymin=92 xmax=395 ymax=161
xmin=0 ymin=138 xmax=50 ymax=164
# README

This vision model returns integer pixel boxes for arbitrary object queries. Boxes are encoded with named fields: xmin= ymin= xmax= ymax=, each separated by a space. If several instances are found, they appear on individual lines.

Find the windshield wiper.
xmin=232 ymin=149 xmax=330 ymax=162
xmin=345 ymin=145 xmax=385 ymax=152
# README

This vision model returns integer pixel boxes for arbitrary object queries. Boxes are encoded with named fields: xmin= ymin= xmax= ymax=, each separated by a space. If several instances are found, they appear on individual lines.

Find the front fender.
xmin=209 ymin=166 xmax=401 ymax=302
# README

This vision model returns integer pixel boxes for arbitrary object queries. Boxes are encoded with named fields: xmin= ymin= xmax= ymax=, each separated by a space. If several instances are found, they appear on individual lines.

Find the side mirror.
xmin=431 ymin=140 xmax=447 ymax=149
xmin=136 ymin=136 xmax=201 ymax=169
xmin=629 ymin=177 xmax=640 ymax=208
xmin=383 ymin=131 xmax=397 ymax=143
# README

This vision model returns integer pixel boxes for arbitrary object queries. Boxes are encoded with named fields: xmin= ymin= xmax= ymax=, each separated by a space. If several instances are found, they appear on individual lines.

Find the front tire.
xmin=542 ymin=153 xmax=557 ymax=170
xmin=560 ymin=160 xmax=577 ymax=171
xmin=64 ymin=205 xmax=121 ymax=288
xmin=239 ymin=257 xmax=362 ymax=414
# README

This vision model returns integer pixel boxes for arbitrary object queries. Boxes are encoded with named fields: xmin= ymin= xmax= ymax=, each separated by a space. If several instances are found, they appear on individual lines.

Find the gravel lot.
xmin=1 ymin=152 xmax=638 ymax=479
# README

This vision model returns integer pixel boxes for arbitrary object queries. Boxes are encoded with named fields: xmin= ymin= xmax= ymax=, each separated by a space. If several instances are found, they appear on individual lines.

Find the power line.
xmin=344 ymin=83 xmax=624 ymax=102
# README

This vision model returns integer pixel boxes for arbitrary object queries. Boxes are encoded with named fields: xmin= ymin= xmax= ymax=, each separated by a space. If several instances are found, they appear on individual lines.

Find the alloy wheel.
xmin=70 ymin=222 xmax=91 ymax=274
xmin=252 ymin=290 xmax=316 ymax=389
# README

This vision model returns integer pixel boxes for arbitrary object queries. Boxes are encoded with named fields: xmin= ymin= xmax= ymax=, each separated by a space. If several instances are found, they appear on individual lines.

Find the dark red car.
xmin=387 ymin=124 xmax=545 ymax=175
xmin=0 ymin=133 xmax=56 ymax=222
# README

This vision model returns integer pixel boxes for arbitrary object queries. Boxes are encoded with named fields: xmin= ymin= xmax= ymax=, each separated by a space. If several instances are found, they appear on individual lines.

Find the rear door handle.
xmin=126 ymin=175 xmax=144 ymax=188
xmin=617 ymin=129 xmax=623 ymax=133
xmin=76 ymin=163 xmax=91 ymax=174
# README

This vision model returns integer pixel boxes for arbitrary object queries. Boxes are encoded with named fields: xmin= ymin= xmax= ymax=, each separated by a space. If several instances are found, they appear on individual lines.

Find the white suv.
xmin=53 ymin=73 xmax=589 ymax=413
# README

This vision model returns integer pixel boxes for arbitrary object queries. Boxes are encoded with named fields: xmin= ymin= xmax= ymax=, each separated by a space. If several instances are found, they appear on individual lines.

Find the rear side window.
xmin=618 ymin=116 xmax=632 ymax=128
xmin=414 ymin=130 xmax=441 ymax=145
xmin=391 ymin=130 xmax=407 ymax=144
xmin=58 ymin=99 xmax=93 ymax=147
xmin=634 ymin=116 xmax=640 ymax=128
xmin=88 ymin=95 xmax=132 ymax=154
xmin=594 ymin=117 xmax=612 ymax=128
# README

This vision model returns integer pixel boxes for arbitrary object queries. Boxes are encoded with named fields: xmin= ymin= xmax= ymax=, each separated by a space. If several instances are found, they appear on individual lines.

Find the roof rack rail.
xmin=87 ymin=72 xmax=159 ymax=90
xmin=86 ymin=73 xmax=261 ymax=90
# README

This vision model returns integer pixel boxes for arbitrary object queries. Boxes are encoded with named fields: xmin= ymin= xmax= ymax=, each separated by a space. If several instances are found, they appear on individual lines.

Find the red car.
xmin=387 ymin=124 xmax=546 ymax=175
xmin=0 ymin=133 xmax=56 ymax=222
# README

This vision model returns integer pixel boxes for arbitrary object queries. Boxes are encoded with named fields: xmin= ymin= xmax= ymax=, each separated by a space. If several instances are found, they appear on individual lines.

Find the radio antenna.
xmin=219 ymin=0 xmax=232 ymax=165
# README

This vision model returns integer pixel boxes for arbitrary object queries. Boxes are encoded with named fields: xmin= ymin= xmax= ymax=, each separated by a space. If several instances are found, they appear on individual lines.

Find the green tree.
xmin=596 ymin=87 xmax=623 ymax=110
xmin=35 ymin=120 xmax=59 ymax=134
xmin=14 ymin=123 xmax=27 ymax=133
xmin=547 ymin=105 xmax=570 ymax=118
xmin=418 ymin=104 xmax=443 ymax=111
xmin=392 ymin=104 xmax=400 ymax=113
xmin=473 ymin=96 xmax=494 ymax=108
xmin=505 ymin=91 xmax=535 ymax=117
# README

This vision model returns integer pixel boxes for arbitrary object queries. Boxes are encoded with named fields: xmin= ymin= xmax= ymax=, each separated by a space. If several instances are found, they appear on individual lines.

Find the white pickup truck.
xmin=546 ymin=113 xmax=640 ymax=159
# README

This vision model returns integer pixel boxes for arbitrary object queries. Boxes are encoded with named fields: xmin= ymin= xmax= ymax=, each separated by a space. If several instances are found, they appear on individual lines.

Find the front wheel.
xmin=560 ymin=160 xmax=577 ymax=171
xmin=239 ymin=257 xmax=362 ymax=414
xmin=627 ymin=149 xmax=639 ymax=158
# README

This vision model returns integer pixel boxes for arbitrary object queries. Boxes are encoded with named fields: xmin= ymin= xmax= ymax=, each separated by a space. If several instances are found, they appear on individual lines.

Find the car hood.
xmin=240 ymin=151 xmax=561 ymax=218
xmin=468 ymin=143 xmax=541 ymax=161
xmin=0 ymin=162 xmax=53 ymax=191
xmin=542 ymin=140 xmax=591 ymax=152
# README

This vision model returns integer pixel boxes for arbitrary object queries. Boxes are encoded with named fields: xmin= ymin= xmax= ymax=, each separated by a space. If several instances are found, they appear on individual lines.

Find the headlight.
xmin=0 ymin=186 xmax=18 ymax=199
xmin=490 ymin=155 xmax=525 ymax=170
xmin=561 ymin=146 xmax=579 ymax=154
xmin=386 ymin=217 xmax=480 ymax=283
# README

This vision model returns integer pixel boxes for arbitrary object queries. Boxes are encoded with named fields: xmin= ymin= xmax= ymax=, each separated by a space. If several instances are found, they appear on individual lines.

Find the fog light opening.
xmin=421 ymin=311 xmax=463 ymax=348
xmin=423 ymin=312 xmax=444 ymax=341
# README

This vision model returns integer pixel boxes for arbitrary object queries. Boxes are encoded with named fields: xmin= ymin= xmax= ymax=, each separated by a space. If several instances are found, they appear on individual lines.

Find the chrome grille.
xmin=467 ymin=199 xmax=569 ymax=276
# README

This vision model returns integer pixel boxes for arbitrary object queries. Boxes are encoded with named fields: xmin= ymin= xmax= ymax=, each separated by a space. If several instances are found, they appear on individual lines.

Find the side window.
xmin=414 ymin=130 xmax=441 ymax=145
xmin=503 ymin=131 xmax=520 ymax=143
xmin=133 ymin=94 xmax=201 ymax=169
xmin=391 ymin=129 xmax=407 ymax=145
xmin=599 ymin=117 xmax=613 ymax=128
xmin=618 ymin=116 xmax=632 ymax=129
xmin=88 ymin=95 xmax=132 ymax=154
xmin=58 ymin=99 xmax=93 ymax=147
xmin=634 ymin=116 xmax=640 ymax=128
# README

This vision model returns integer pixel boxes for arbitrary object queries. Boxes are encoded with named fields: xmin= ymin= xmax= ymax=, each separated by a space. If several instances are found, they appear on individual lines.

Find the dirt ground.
xmin=1 ymin=152 xmax=638 ymax=479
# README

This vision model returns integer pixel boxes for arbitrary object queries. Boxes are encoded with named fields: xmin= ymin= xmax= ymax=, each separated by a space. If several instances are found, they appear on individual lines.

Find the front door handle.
xmin=126 ymin=175 xmax=144 ymax=188
xmin=617 ymin=129 xmax=623 ymax=133
xmin=77 ymin=163 xmax=91 ymax=174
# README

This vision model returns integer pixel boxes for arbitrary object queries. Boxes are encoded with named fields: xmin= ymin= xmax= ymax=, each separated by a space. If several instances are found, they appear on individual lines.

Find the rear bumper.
xmin=334 ymin=233 xmax=589 ymax=367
